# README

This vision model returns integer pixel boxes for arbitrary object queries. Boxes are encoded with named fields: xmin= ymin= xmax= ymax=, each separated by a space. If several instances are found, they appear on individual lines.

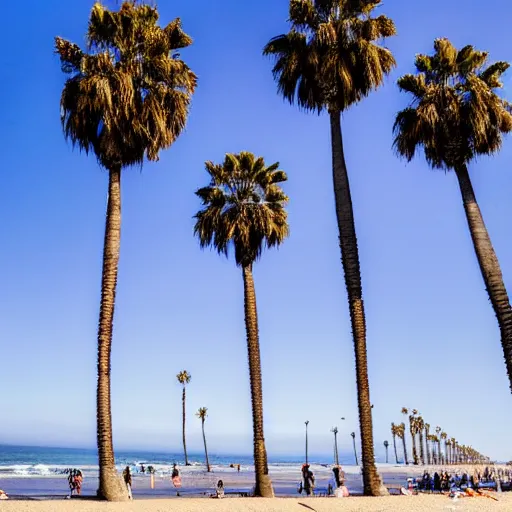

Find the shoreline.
xmin=1 ymin=464 xmax=510 ymax=501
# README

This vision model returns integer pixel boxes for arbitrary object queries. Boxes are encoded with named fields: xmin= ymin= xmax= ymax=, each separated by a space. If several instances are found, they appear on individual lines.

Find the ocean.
xmin=0 ymin=444 xmax=353 ymax=479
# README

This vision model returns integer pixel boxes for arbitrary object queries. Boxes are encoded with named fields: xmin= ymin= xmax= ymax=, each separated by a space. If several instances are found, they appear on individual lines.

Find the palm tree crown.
xmin=56 ymin=1 xmax=197 ymax=170
xmin=196 ymin=407 xmax=208 ymax=421
xmin=194 ymin=152 xmax=289 ymax=267
xmin=394 ymin=38 xmax=512 ymax=169
xmin=177 ymin=370 xmax=191 ymax=386
xmin=263 ymin=0 xmax=396 ymax=112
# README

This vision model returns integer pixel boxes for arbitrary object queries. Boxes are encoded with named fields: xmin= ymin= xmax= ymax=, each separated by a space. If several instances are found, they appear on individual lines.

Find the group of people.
xmin=66 ymin=469 xmax=83 ymax=497
xmin=414 ymin=467 xmax=512 ymax=493
xmin=298 ymin=464 xmax=349 ymax=497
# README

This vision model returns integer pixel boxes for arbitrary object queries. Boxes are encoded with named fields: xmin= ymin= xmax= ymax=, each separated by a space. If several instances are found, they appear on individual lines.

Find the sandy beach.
xmin=1 ymin=495 xmax=512 ymax=512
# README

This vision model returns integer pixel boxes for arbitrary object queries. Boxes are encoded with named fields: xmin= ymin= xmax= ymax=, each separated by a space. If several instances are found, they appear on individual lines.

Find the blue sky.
xmin=1 ymin=0 xmax=512 ymax=462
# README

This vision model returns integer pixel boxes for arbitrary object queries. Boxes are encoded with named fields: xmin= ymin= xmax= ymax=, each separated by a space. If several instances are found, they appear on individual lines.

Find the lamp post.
xmin=305 ymin=421 xmax=309 ymax=465
xmin=331 ymin=427 xmax=339 ymax=465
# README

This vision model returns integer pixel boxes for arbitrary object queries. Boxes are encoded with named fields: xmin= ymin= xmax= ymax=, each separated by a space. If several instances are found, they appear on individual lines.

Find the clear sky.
xmin=1 ymin=0 xmax=511 ymax=462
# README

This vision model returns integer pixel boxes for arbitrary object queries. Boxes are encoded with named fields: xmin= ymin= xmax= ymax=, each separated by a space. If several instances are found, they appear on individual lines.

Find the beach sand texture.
xmin=2 ymin=495 xmax=512 ymax=512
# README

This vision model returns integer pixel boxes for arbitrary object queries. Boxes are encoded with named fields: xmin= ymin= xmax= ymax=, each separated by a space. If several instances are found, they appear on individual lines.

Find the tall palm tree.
xmin=176 ymin=370 xmax=192 ymax=466
xmin=263 ymin=2 xmax=396 ymax=495
xmin=416 ymin=416 xmax=425 ymax=465
xmin=196 ymin=407 xmax=210 ymax=472
xmin=194 ymin=151 xmax=289 ymax=497
xmin=435 ymin=427 xmax=442 ymax=465
xmin=55 ymin=2 xmax=196 ymax=500
xmin=390 ymin=423 xmax=399 ymax=464
xmin=408 ymin=414 xmax=419 ymax=465
xmin=394 ymin=38 xmax=512 ymax=390
xmin=398 ymin=422 xmax=408 ymax=465
xmin=383 ymin=440 xmax=389 ymax=464
xmin=429 ymin=435 xmax=437 ymax=464
xmin=425 ymin=423 xmax=431 ymax=465
xmin=450 ymin=437 xmax=456 ymax=465
xmin=351 ymin=432 xmax=359 ymax=466
xmin=441 ymin=432 xmax=448 ymax=465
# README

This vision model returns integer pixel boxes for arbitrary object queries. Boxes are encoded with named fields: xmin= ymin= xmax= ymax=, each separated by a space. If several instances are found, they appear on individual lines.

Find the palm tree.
xmin=176 ymin=370 xmax=192 ymax=466
xmin=394 ymin=38 xmax=512 ymax=390
xmin=194 ymin=151 xmax=289 ymax=497
xmin=441 ymin=432 xmax=448 ymax=465
xmin=398 ymin=422 xmax=408 ymax=465
xmin=196 ymin=407 xmax=210 ymax=472
xmin=408 ymin=414 xmax=419 ymax=465
xmin=390 ymin=423 xmax=399 ymax=464
xmin=263 ymin=3 xmax=396 ymax=495
xmin=435 ymin=427 xmax=442 ymax=465
xmin=425 ymin=423 xmax=431 ymax=465
xmin=383 ymin=440 xmax=389 ymax=464
xmin=429 ymin=435 xmax=437 ymax=464
xmin=55 ymin=2 xmax=196 ymax=500
xmin=351 ymin=432 xmax=359 ymax=466
xmin=415 ymin=416 xmax=425 ymax=465
xmin=450 ymin=437 xmax=456 ymax=465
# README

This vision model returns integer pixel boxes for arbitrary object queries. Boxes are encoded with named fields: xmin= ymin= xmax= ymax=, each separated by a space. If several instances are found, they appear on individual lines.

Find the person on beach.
xmin=171 ymin=463 xmax=182 ymax=496
xmin=301 ymin=464 xmax=315 ymax=496
xmin=215 ymin=480 xmax=224 ymax=498
xmin=332 ymin=465 xmax=345 ymax=488
xmin=68 ymin=469 xmax=83 ymax=497
xmin=0 ymin=490 xmax=8 ymax=500
xmin=140 ymin=464 xmax=145 ymax=474
xmin=123 ymin=466 xmax=133 ymax=499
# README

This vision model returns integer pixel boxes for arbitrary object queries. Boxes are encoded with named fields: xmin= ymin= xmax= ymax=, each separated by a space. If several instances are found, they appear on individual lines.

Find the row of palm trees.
xmin=54 ymin=0 xmax=510 ymax=500
xmin=389 ymin=408 xmax=490 ymax=466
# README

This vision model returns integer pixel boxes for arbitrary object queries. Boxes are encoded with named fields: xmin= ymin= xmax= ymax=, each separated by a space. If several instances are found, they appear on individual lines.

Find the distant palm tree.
xmin=425 ymin=423 xmax=431 ymax=465
xmin=177 ymin=371 xmax=192 ymax=466
xmin=264 ymin=2 xmax=396 ymax=495
xmin=435 ymin=427 xmax=442 ymax=465
xmin=391 ymin=423 xmax=399 ymax=464
xmin=398 ymin=422 xmax=408 ymax=465
xmin=194 ymin=151 xmax=289 ymax=497
xmin=416 ymin=416 xmax=425 ymax=465
xmin=383 ymin=440 xmax=389 ymax=464
xmin=55 ymin=1 xmax=196 ymax=500
xmin=196 ymin=407 xmax=210 ymax=472
xmin=441 ymin=432 xmax=448 ymax=465
xmin=394 ymin=38 xmax=512 ymax=391
xmin=409 ymin=414 xmax=419 ymax=465
xmin=351 ymin=432 xmax=359 ymax=466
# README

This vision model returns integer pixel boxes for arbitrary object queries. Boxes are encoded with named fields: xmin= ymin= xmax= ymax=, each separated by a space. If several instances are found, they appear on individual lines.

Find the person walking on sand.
xmin=171 ymin=463 xmax=182 ymax=496
xmin=302 ymin=464 xmax=315 ymax=496
xmin=123 ymin=466 xmax=133 ymax=499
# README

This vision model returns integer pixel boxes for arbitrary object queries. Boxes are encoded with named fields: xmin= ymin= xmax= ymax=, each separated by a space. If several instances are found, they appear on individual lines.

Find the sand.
xmin=1 ymin=495 xmax=512 ymax=512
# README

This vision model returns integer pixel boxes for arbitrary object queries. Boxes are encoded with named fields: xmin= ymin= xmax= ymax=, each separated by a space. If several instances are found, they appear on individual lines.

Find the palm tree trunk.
xmin=201 ymin=419 xmax=210 ymax=472
xmin=329 ymin=110 xmax=382 ymax=496
xmin=402 ymin=436 xmax=409 ymax=465
xmin=385 ymin=445 xmax=388 ymax=464
xmin=352 ymin=436 xmax=359 ymax=466
xmin=96 ymin=167 xmax=128 ymax=501
xmin=455 ymin=164 xmax=512 ymax=391
xmin=419 ymin=431 xmax=425 ymax=465
xmin=182 ymin=387 xmax=189 ymax=465
xmin=437 ymin=439 xmax=442 ymax=465
xmin=426 ymin=429 xmax=430 ymax=465
xmin=392 ymin=435 xmax=399 ymax=464
xmin=242 ymin=264 xmax=274 ymax=497
xmin=409 ymin=424 xmax=418 ymax=465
